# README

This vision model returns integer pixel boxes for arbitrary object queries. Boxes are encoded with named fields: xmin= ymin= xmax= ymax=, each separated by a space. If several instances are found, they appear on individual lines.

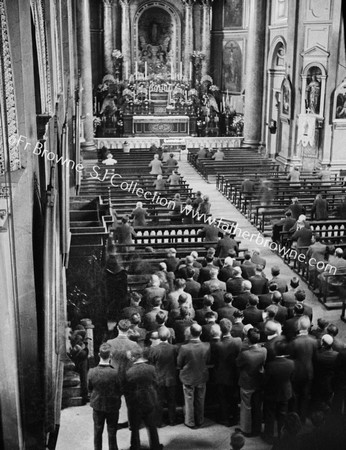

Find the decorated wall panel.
xmin=222 ymin=39 xmax=243 ymax=93
xmin=223 ymin=0 xmax=244 ymax=28
xmin=305 ymin=0 xmax=332 ymax=22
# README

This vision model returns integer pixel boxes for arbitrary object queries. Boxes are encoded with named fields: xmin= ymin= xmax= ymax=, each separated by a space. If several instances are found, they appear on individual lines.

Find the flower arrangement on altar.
xmin=111 ymin=49 xmax=123 ymax=60
xmin=232 ymin=114 xmax=244 ymax=135
xmin=209 ymin=84 xmax=219 ymax=92
xmin=97 ymin=83 xmax=109 ymax=93
xmin=191 ymin=51 xmax=205 ymax=60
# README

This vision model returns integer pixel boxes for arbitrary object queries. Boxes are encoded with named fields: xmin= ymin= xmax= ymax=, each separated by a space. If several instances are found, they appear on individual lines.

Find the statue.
xmin=305 ymin=75 xmax=321 ymax=114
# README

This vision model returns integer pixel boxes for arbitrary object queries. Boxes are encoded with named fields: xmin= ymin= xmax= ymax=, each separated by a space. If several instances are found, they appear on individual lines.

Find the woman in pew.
xmin=130 ymin=201 xmax=148 ymax=227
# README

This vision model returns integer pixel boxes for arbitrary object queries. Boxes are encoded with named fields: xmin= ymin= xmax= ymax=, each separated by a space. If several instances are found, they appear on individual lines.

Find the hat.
xmin=321 ymin=334 xmax=333 ymax=346
xmin=336 ymin=247 xmax=344 ymax=255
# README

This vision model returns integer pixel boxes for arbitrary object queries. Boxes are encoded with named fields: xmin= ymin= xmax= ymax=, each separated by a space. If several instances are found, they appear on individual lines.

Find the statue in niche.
xmin=305 ymin=75 xmax=321 ymax=114
xmin=336 ymin=93 xmax=346 ymax=119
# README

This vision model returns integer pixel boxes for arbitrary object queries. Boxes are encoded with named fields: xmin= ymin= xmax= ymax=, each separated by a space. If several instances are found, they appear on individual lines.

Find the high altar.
xmin=93 ymin=0 xmax=243 ymax=139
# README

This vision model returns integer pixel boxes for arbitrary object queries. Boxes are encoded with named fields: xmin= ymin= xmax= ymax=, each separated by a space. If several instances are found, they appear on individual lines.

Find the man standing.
xmin=125 ymin=347 xmax=163 ymax=450
xmin=87 ymin=343 xmax=122 ymax=450
xmin=177 ymin=324 xmax=210 ymax=428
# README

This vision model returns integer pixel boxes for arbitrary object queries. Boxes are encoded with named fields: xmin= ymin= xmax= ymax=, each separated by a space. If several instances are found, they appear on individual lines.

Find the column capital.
xmin=200 ymin=0 xmax=213 ymax=7
xmin=119 ymin=0 xmax=130 ymax=7
xmin=103 ymin=0 xmax=114 ymax=6
xmin=182 ymin=0 xmax=195 ymax=7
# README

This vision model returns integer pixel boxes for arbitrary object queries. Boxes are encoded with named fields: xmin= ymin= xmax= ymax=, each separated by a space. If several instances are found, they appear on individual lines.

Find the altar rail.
xmin=95 ymin=136 xmax=243 ymax=151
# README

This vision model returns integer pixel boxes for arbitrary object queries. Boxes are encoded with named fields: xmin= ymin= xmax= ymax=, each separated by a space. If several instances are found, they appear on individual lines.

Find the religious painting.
xmin=222 ymin=40 xmax=243 ymax=93
xmin=280 ymin=76 xmax=292 ymax=118
xmin=334 ymin=80 xmax=346 ymax=120
xmin=137 ymin=7 xmax=173 ymax=76
xmin=224 ymin=0 xmax=244 ymax=28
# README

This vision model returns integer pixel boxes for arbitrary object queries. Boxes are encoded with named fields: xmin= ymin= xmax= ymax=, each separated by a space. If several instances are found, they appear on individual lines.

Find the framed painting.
xmin=224 ymin=0 xmax=244 ymax=28
xmin=281 ymin=76 xmax=292 ymax=119
xmin=222 ymin=39 xmax=243 ymax=93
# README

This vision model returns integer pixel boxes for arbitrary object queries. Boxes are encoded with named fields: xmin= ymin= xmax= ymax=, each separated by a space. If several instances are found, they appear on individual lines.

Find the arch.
xmin=302 ymin=61 xmax=327 ymax=77
xmin=133 ymin=1 xmax=181 ymax=76
xmin=268 ymin=36 xmax=287 ymax=71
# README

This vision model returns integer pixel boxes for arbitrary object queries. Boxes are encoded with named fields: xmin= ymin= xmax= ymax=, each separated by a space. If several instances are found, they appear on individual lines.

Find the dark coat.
xmin=184 ymin=279 xmax=201 ymax=299
xmin=226 ymin=277 xmax=244 ymax=296
xmin=131 ymin=207 xmax=148 ymax=227
xmin=88 ymin=365 xmax=121 ymax=412
xmin=215 ymin=236 xmax=239 ymax=258
xmin=233 ymin=291 xmax=252 ymax=311
xmin=288 ymin=333 xmax=318 ymax=381
xmin=249 ymin=274 xmax=269 ymax=295
xmin=124 ymin=362 xmax=158 ymax=411
xmin=177 ymin=340 xmax=210 ymax=385
xmin=218 ymin=266 xmax=237 ymax=282
xmin=148 ymin=342 xmax=177 ymax=386
xmin=107 ymin=335 xmax=141 ymax=381
xmin=311 ymin=198 xmax=328 ymax=220
xmin=243 ymin=305 xmax=263 ymax=326
xmin=236 ymin=345 xmax=267 ymax=390
xmin=217 ymin=305 xmax=239 ymax=323
xmin=263 ymin=357 xmax=294 ymax=401
xmin=241 ymin=261 xmax=257 ymax=279
xmin=211 ymin=336 xmax=242 ymax=386
xmin=258 ymin=292 xmax=274 ymax=310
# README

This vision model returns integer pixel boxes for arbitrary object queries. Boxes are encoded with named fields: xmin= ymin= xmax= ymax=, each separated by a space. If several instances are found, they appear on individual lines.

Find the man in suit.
xmin=226 ymin=266 xmax=244 ymax=297
xmin=200 ymin=267 xmax=226 ymax=296
xmin=112 ymin=216 xmax=136 ymax=253
xmin=148 ymin=327 xmax=178 ymax=426
xmin=195 ymin=295 xmax=217 ymax=325
xmin=143 ymin=297 xmax=168 ymax=332
xmin=164 ymin=248 xmax=180 ymax=272
xmin=243 ymin=294 xmax=263 ymax=326
xmin=215 ymin=233 xmax=239 ymax=259
xmin=87 ymin=343 xmax=122 ymax=450
xmin=177 ymin=324 xmax=211 ymax=428
xmin=219 ymin=257 xmax=237 ymax=282
xmin=282 ymin=277 xmax=300 ymax=314
xmin=288 ymin=315 xmax=318 ymax=423
xmin=241 ymin=253 xmax=257 ymax=280
xmin=176 ymin=256 xmax=200 ymax=280
xmin=311 ymin=194 xmax=328 ymax=220
xmin=306 ymin=234 xmax=327 ymax=287
xmin=282 ymin=302 xmax=305 ymax=342
xmin=249 ymin=265 xmax=269 ymax=295
xmin=217 ymin=293 xmax=239 ymax=323
xmin=251 ymin=249 xmax=267 ymax=269
xmin=184 ymin=267 xmax=201 ymax=299
xmin=211 ymin=318 xmax=242 ymax=425
xmin=270 ymin=266 xmax=288 ymax=294
xmin=198 ymin=223 xmax=223 ymax=247
xmin=262 ymin=321 xmax=286 ymax=361
xmin=291 ymin=222 xmax=312 ymax=254
xmin=125 ymin=347 xmax=163 ymax=450
xmin=142 ymin=274 xmax=166 ymax=309
xmin=107 ymin=319 xmax=141 ymax=384
xmin=289 ymin=197 xmax=304 ymax=220
xmin=198 ymin=255 xmax=218 ymax=284
xmin=262 ymin=341 xmax=294 ymax=444
xmin=233 ymin=280 xmax=253 ymax=311
xmin=236 ymin=328 xmax=267 ymax=436
xmin=271 ymin=291 xmax=288 ymax=324
xmin=258 ymin=283 xmax=277 ymax=310
xmin=130 ymin=201 xmax=148 ymax=227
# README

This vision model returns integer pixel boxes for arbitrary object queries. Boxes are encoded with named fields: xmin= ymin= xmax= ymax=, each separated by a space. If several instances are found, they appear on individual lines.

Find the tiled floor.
xmin=57 ymin=157 xmax=346 ymax=449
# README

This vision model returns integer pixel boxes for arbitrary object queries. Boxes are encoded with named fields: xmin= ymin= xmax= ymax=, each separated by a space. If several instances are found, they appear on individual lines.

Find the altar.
xmin=132 ymin=115 xmax=189 ymax=136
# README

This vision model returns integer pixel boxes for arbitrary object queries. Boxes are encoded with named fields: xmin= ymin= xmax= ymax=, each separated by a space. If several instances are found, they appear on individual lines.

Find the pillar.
xmin=201 ymin=0 xmax=211 ymax=77
xmin=183 ymin=0 xmax=194 ymax=78
xmin=120 ymin=0 xmax=130 ymax=79
xmin=103 ymin=0 xmax=114 ymax=75
xmin=76 ymin=0 xmax=96 ymax=151
xmin=243 ymin=0 xmax=267 ymax=146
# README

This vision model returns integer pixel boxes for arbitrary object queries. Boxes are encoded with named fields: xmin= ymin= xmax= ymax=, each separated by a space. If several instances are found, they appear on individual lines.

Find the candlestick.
xmin=180 ymin=61 xmax=183 ymax=80
xmin=189 ymin=61 xmax=192 ymax=81
xmin=135 ymin=61 xmax=138 ymax=79
xmin=145 ymin=61 xmax=148 ymax=79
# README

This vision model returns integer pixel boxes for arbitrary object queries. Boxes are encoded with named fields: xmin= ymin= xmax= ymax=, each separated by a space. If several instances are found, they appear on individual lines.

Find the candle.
xmin=189 ymin=61 xmax=192 ymax=80
xmin=145 ymin=61 xmax=148 ymax=79
xmin=125 ymin=61 xmax=129 ymax=80
xmin=135 ymin=61 xmax=138 ymax=78
xmin=180 ymin=61 xmax=183 ymax=80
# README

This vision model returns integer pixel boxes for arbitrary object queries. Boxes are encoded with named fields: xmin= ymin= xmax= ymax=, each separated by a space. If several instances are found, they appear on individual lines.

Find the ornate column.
xmin=76 ymin=0 xmax=96 ymax=151
xmin=103 ymin=0 xmax=114 ymax=75
xmin=243 ymin=0 xmax=267 ymax=146
xmin=120 ymin=0 xmax=130 ymax=79
xmin=183 ymin=0 xmax=194 ymax=79
xmin=201 ymin=0 xmax=212 ymax=76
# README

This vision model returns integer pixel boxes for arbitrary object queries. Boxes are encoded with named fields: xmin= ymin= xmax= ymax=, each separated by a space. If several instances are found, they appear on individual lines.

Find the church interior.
xmin=1 ymin=0 xmax=346 ymax=449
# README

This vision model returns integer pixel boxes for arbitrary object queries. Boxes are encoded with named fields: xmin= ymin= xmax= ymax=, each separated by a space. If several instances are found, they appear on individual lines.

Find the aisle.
xmin=178 ymin=157 xmax=346 ymax=329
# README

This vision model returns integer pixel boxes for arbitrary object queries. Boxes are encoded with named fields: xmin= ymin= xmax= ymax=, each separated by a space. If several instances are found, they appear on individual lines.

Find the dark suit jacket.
xmin=288 ymin=333 xmax=318 ymax=381
xmin=258 ymin=293 xmax=274 ymax=310
xmin=217 ymin=305 xmax=239 ymax=323
xmin=148 ymin=342 xmax=177 ymax=386
xmin=311 ymin=198 xmax=328 ymax=220
xmin=113 ymin=223 xmax=136 ymax=245
xmin=143 ymin=308 xmax=168 ymax=331
xmin=233 ymin=291 xmax=252 ymax=311
xmin=273 ymin=303 xmax=288 ymax=324
xmin=107 ymin=335 xmax=141 ymax=381
xmin=243 ymin=305 xmax=263 ymax=326
xmin=226 ymin=277 xmax=245 ymax=296
xmin=131 ymin=207 xmax=148 ymax=227
xmin=263 ymin=357 xmax=294 ymax=401
xmin=291 ymin=228 xmax=313 ymax=248
xmin=177 ymin=339 xmax=210 ymax=385
xmin=185 ymin=279 xmax=201 ymax=298
xmin=263 ymin=335 xmax=287 ymax=361
xmin=219 ymin=266 xmax=237 ymax=282
xmin=211 ymin=336 xmax=242 ymax=385
xmin=249 ymin=274 xmax=269 ymax=295
xmin=236 ymin=345 xmax=267 ymax=390
xmin=125 ymin=362 xmax=158 ymax=410
xmin=88 ymin=365 xmax=121 ymax=412
xmin=282 ymin=316 xmax=300 ymax=341
xmin=241 ymin=261 xmax=257 ymax=280
xmin=215 ymin=236 xmax=239 ymax=258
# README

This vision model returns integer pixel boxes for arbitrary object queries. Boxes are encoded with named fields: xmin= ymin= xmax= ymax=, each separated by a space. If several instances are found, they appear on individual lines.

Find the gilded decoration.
xmin=0 ymin=0 xmax=19 ymax=175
